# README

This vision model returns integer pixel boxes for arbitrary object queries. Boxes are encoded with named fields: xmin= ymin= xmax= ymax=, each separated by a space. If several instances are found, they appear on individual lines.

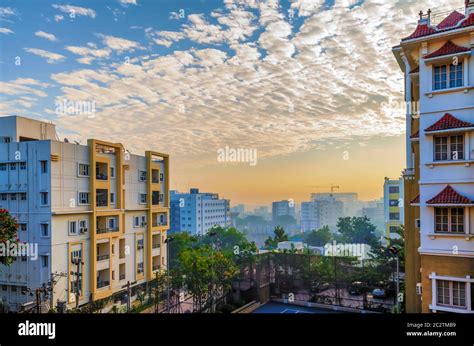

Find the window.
xmin=159 ymin=172 xmax=164 ymax=182
xmin=19 ymin=223 xmax=27 ymax=232
xmin=110 ymin=192 xmax=115 ymax=204
xmin=0 ymin=164 xmax=6 ymax=171
xmin=21 ymin=255 xmax=27 ymax=262
xmin=433 ymin=63 xmax=464 ymax=90
xmin=434 ymin=134 xmax=466 ymax=161
xmin=141 ymin=215 xmax=146 ymax=226
xmin=435 ymin=208 xmax=464 ymax=233
xmin=0 ymin=193 xmax=6 ymax=201
xmin=449 ymin=135 xmax=464 ymax=160
xmin=71 ymin=250 xmax=82 ymax=261
xmin=389 ymin=199 xmax=398 ymax=207
xmin=69 ymin=221 xmax=78 ymax=235
xmin=449 ymin=63 xmax=463 ymax=88
xmin=11 ymin=286 xmax=17 ymax=292
xmin=108 ymin=218 xmax=116 ymax=230
xmin=42 ymin=255 xmax=49 ymax=268
xmin=137 ymin=262 xmax=144 ymax=273
xmin=1 ymin=137 xmax=11 ymax=143
xmin=40 ymin=192 xmax=48 ymax=205
xmin=9 ymin=163 xmax=16 ymax=171
xmin=138 ymin=170 xmax=147 ymax=182
xmin=139 ymin=193 xmax=147 ymax=204
xmin=40 ymin=223 xmax=49 ymax=237
xmin=433 ymin=65 xmax=447 ymax=90
xmin=78 ymin=163 xmax=89 ymax=177
xmin=10 ymin=194 xmax=16 ymax=201
xmin=20 ymin=162 xmax=26 ymax=170
xmin=389 ymin=212 xmax=400 ymax=220
xmin=110 ymin=167 xmax=115 ymax=178
xmin=388 ymin=186 xmax=399 ymax=193
xmin=133 ymin=216 xmax=140 ymax=227
xmin=78 ymin=192 xmax=90 ymax=205
xmin=79 ymin=220 xmax=87 ymax=233
xmin=20 ymin=193 xmax=26 ymax=201
xmin=437 ymin=280 xmax=466 ymax=308
xmin=40 ymin=160 xmax=48 ymax=173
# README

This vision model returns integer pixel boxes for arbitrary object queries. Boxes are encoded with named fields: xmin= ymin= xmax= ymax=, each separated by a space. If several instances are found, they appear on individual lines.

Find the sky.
xmin=0 ymin=0 xmax=462 ymax=207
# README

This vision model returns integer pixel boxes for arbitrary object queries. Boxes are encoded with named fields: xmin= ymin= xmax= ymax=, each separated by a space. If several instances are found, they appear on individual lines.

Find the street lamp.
xmin=208 ymin=230 xmax=218 ymax=312
xmin=164 ymin=236 xmax=175 ymax=313
xmin=389 ymin=246 xmax=401 ymax=313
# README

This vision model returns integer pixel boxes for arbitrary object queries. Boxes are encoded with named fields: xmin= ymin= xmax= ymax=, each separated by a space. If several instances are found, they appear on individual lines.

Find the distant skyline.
xmin=0 ymin=0 xmax=462 ymax=206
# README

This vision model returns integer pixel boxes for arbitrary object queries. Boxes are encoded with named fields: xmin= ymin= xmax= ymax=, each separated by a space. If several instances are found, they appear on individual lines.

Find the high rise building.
xmin=360 ymin=199 xmax=385 ymax=233
xmin=383 ymin=177 xmax=405 ymax=240
xmin=393 ymin=2 xmax=474 ymax=313
xmin=271 ymin=200 xmax=295 ymax=224
xmin=170 ymin=188 xmax=230 ymax=235
xmin=301 ymin=197 xmax=344 ymax=232
xmin=0 ymin=116 xmax=169 ymax=312
xmin=311 ymin=192 xmax=360 ymax=217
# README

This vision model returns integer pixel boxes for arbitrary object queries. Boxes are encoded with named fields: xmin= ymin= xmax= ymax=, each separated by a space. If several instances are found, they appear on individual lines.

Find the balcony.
xmin=119 ymin=273 xmax=125 ymax=280
xmin=152 ymin=264 xmax=160 ymax=271
xmin=97 ymin=227 xmax=119 ymax=235
xmin=97 ymin=254 xmax=109 ymax=261
xmin=152 ymin=169 xmax=159 ymax=184
xmin=97 ymin=280 xmax=110 ymax=289
xmin=152 ymin=212 xmax=167 ymax=227
xmin=96 ymin=162 xmax=108 ymax=181
xmin=97 ymin=268 xmax=110 ymax=289
xmin=152 ymin=242 xmax=160 ymax=249
xmin=97 ymin=242 xmax=110 ymax=262
xmin=152 ymin=255 xmax=160 ymax=271
xmin=96 ymin=189 xmax=108 ymax=207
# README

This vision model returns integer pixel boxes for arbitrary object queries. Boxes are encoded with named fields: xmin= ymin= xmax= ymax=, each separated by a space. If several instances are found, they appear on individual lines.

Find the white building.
xmin=393 ymin=1 xmax=474 ymax=313
xmin=383 ymin=177 xmax=404 ymax=240
xmin=301 ymin=196 xmax=344 ymax=232
xmin=0 ymin=116 xmax=169 ymax=312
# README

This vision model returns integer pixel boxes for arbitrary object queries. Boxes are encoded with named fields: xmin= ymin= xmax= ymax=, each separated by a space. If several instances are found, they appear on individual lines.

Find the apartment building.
xmin=0 ymin=116 xmax=169 ymax=312
xmin=169 ymin=188 xmax=230 ymax=235
xmin=383 ymin=177 xmax=405 ymax=241
xmin=271 ymin=200 xmax=296 ymax=225
xmin=311 ymin=192 xmax=360 ymax=217
xmin=393 ymin=1 xmax=474 ymax=313
xmin=300 ymin=197 xmax=344 ymax=232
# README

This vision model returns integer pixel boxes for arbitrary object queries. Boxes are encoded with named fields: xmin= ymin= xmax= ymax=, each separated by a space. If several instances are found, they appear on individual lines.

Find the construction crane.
xmin=305 ymin=184 xmax=340 ymax=193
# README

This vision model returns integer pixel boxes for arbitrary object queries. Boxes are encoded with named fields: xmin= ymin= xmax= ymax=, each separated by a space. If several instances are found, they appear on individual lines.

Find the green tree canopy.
xmin=303 ymin=225 xmax=332 ymax=247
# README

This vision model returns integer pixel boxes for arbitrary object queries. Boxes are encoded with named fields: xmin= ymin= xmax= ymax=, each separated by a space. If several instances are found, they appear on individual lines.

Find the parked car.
xmin=311 ymin=282 xmax=330 ymax=293
xmin=372 ymin=288 xmax=386 ymax=298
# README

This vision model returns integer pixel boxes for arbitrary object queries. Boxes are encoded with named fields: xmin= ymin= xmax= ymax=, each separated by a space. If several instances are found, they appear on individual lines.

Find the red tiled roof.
xmin=410 ymin=130 xmax=419 ymax=139
xmin=460 ymin=12 xmax=474 ymax=27
xmin=410 ymin=195 xmax=420 ymax=204
xmin=426 ymin=185 xmax=473 ymax=205
xmin=437 ymin=11 xmax=465 ymax=29
xmin=424 ymin=40 xmax=470 ymax=59
xmin=402 ymin=12 xmax=474 ymax=42
xmin=424 ymin=113 xmax=474 ymax=132
xmin=410 ymin=66 xmax=419 ymax=74
xmin=402 ymin=24 xmax=436 ymax=41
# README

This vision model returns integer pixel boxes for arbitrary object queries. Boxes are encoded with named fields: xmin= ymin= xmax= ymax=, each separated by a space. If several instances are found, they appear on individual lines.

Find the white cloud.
xmin=99 ymin=34 xmax=142 ymax=52
xmin=0 ymin=27 xmax=13 ymax=34
xmin=51 ymin=4 xmax=96 ymax=19
xmin=35 ymin=31 xmax=58 ymax=42
xmin=0 ymin=7 xmax=16 ymax=19
xmin=54 ymin=14 xmax=64 ymax=22
xmin=24 ymin=48 xmax=65 ymax=64
xmin=119 ymin=0 xmax=137 ymax=5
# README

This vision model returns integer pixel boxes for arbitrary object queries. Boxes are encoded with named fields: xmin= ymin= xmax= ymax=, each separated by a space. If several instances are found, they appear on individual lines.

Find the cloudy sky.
xmin=0 ymin=0 xmax=461 ymax=207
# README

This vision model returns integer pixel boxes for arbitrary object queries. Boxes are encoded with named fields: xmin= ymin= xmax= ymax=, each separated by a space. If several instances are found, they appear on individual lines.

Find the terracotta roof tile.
xmin=402 ymin=24 xmax=436 ymax=41
xmin=424 ymin=40 xmax=470 ymax=59
xmin=437 ymin=11 xmax=465 ymax=29
xmin=426 ymin=185 xmax=473 ymax=205
xmin=410 ymin=195 xmax=420 ymax=204
xmin=460 ymin=12 xmax=474 ymax=27
xmin=424 ymin=113 xmax=474 ymax=132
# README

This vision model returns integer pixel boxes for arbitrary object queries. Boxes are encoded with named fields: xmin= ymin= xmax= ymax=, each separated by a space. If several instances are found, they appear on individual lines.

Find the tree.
xmin=168 ymin=232 xmax=199 ymax=270
xmin=274 ymin=215 xmax=296 ymax=229
xmin=303 ymin=226 xmax=332 ymax=247
xmin=264 ymin=226 xmax=289 ymax=249
xmin=336 ymin=216 xmax=379 ymax=247
xmin=0 ymin=209 xmax=20 ymax=265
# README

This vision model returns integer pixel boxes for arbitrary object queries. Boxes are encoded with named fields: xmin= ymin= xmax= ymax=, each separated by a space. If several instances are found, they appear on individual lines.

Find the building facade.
xmin=169 ymin=188 xmax=230 ymax=235
xmin=393 ymin=1 xmax=474 ymax=313
xmin=271 ymin=200 xmax=295 ymax=224
xmin=383 ymin=177 xmax=405 ymax=241
xmin=0 ymin=116 xmax=169 ymax=312
xmin=300 ymin=197 xmax=344 ymax=232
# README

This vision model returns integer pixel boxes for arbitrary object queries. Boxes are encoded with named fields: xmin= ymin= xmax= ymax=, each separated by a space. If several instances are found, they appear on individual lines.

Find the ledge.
xmin=427 ymin=233 xmax=474 ymax=240
xmin=429 ymin=304 xmax=471 ymax=314
xmin=425 ymin=85 xmax=474 ymax=98
xmin=425 ymin=160 xmax=474 ymax=168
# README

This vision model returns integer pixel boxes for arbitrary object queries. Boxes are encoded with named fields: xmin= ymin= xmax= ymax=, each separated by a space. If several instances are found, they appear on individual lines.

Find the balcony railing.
xmin=96 ymin=173 xmax=108 ymax=180
xmin=119 ymin=273 xmax=125 ymax=280
xmin=152 ymin=221 xmax=167 ymax=227
xmin=96 ymin=200 xmax=108 ymax=207
xmin=152 ymin=243 xmax=160 ymax=249
xmin=97 ymin=254 xmax=109 ymax=261
xmin=152 ymin=264 xmax=160 ymax=271
xmin=97 ymin=280 xmax=110 ymax=289
xmin=97 ymin=227 xmax=119 ymax=234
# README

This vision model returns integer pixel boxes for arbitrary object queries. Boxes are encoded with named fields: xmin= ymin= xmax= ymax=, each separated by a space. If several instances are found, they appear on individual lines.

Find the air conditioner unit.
xmin=416 ymin=283 xmax=422 ymax=295
xmin=80 ymin=228 xmax=88 ymax=234
xmin=415 ymin=219 xmax=420 ymax=228
xmin=141 ymin=222 xmax=147 ymax=227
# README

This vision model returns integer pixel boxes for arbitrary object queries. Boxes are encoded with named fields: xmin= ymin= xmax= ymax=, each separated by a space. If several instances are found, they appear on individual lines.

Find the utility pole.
xmin=389 ymin=246 xmax=401 ymax=313
xmin=36 ymin=289 xmax=41 ymax=313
